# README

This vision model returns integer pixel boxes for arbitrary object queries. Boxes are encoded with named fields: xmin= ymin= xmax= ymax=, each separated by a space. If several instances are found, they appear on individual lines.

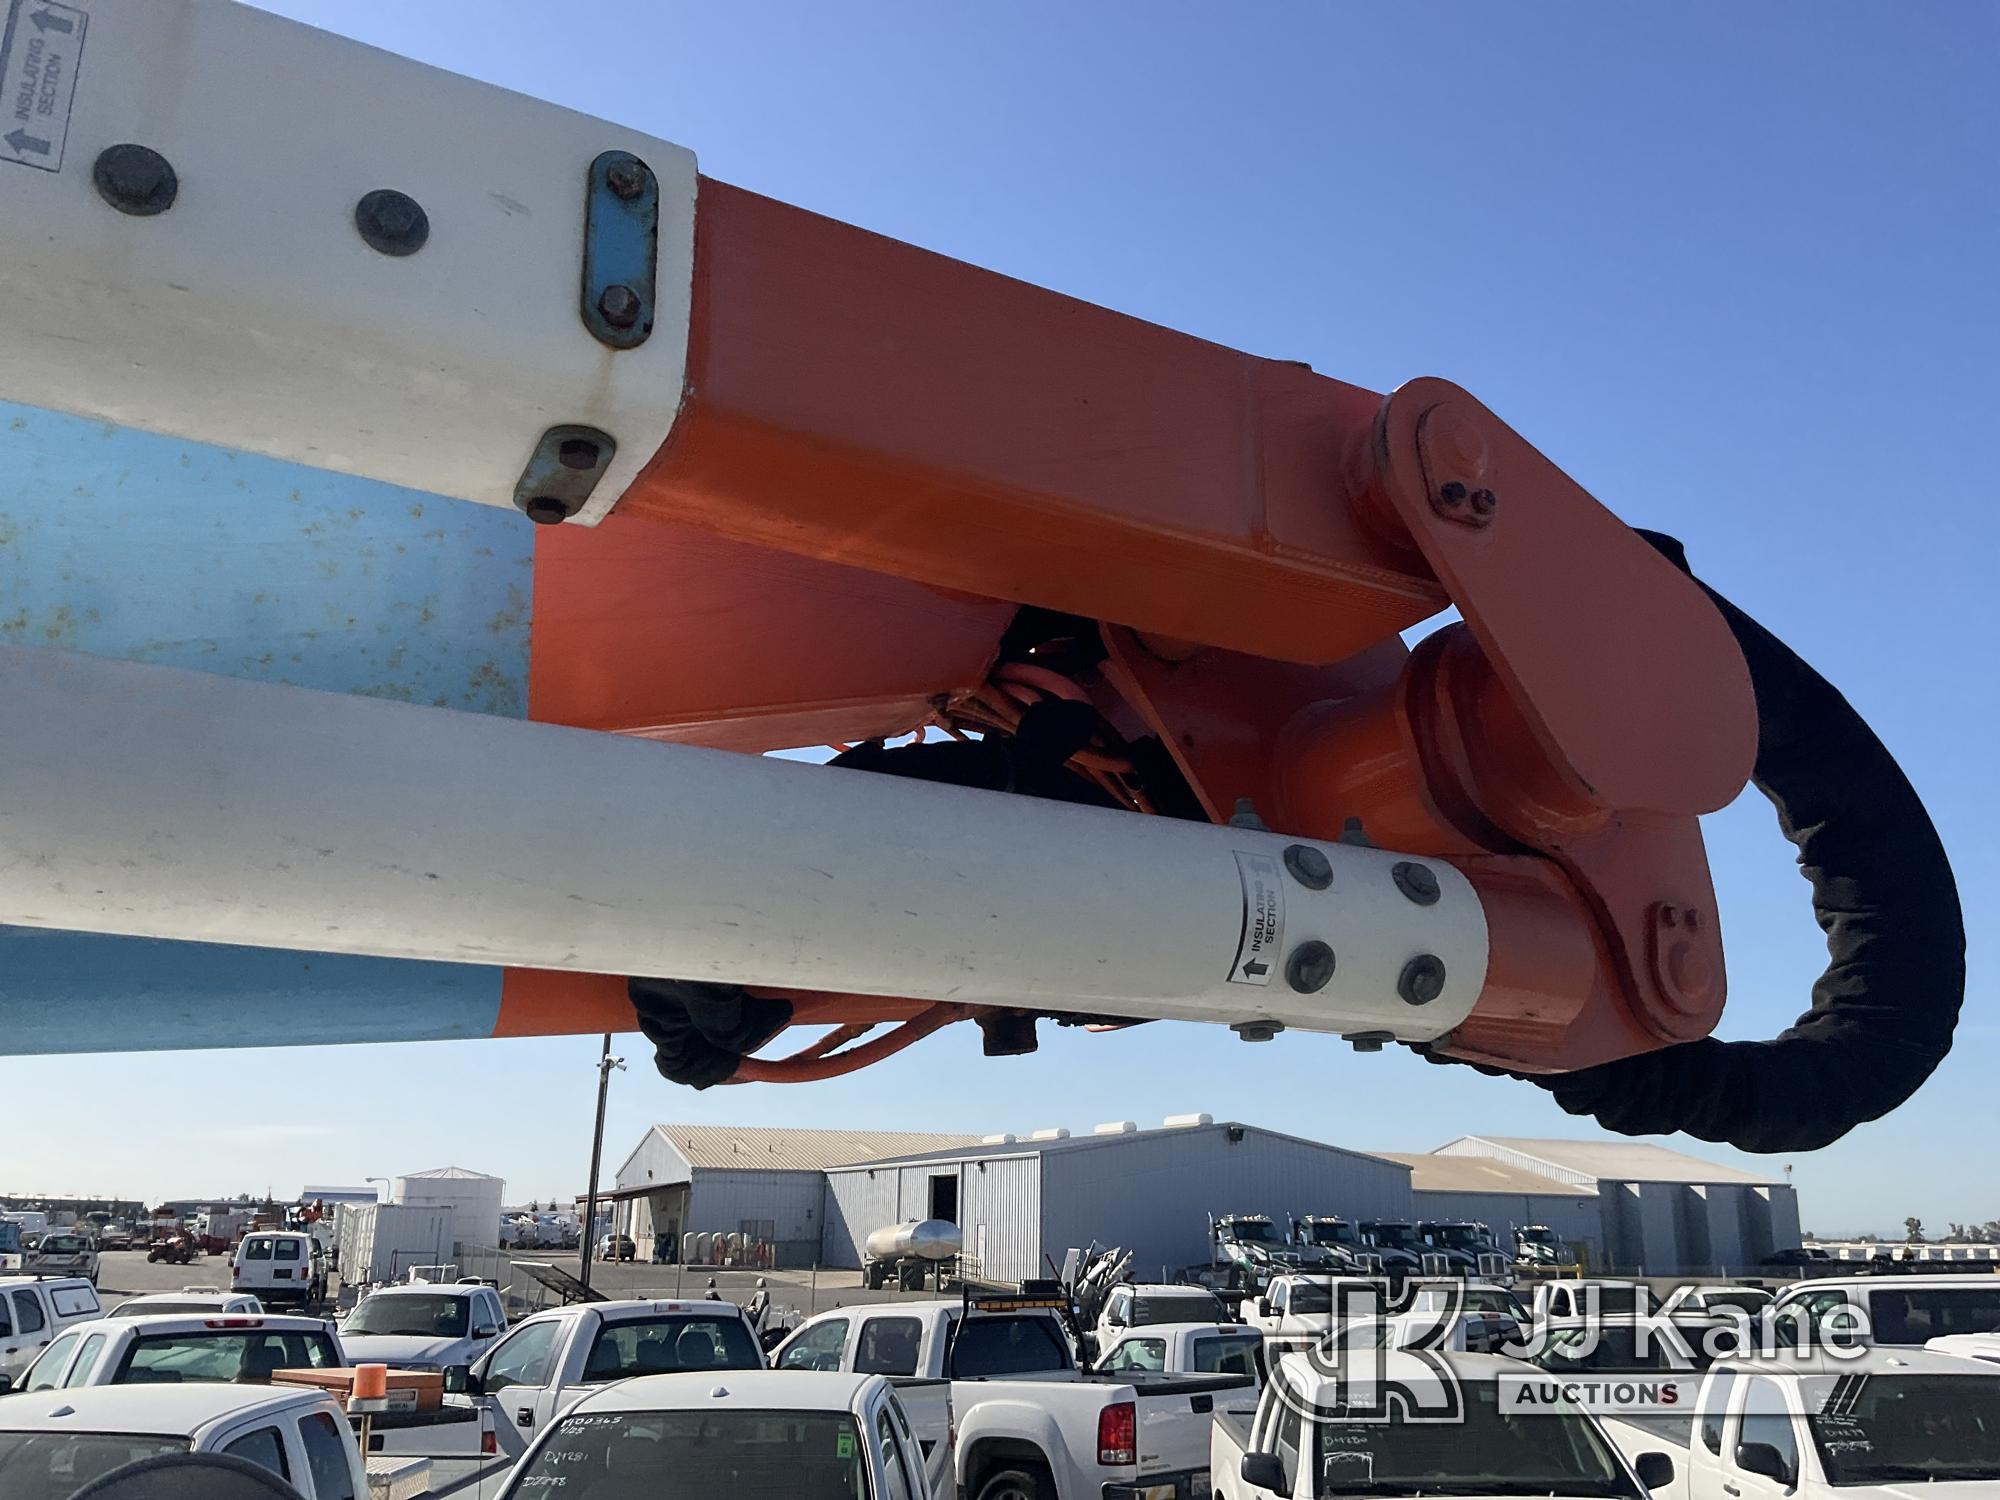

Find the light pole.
xmin=578 ymin=1034 xmax=625 ymax=1294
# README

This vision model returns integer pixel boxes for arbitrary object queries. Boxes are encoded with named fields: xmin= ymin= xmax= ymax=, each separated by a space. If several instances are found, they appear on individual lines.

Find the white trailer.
xmin=335 ymin=1203 xmax=455 ymax=1293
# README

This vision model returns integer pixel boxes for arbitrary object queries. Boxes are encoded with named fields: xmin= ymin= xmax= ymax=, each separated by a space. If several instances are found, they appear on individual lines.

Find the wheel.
xmin=974 ymin=1465 xmax=1055 ymax=1500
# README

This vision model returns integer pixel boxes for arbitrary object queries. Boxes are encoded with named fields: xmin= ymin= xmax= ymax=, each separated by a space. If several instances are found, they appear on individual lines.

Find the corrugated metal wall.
xmin=1410 ymin=1189 xmax=1603 ymax=1263
xmin=822 ymin=1167 xmax=901 ymax=1268
xmin=688 ymin=1169 xmax=826 ymax=1267
xmin=821 ymin=1155 xmax=1045 ymax=1280
xmin=1039 ymin=1125 xmax=1412 ymax=1280
xmin=614 ymin=1129 xmax=694 ymax=1192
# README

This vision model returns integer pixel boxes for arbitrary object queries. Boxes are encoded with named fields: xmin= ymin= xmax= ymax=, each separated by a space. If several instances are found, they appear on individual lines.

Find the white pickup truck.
xmin=1214 ymin=1349 xmax=1668 ymax=1500
xmin=1595 ymin=1347 xmax=2000 ymax=1500
xmin=339 ymin=1281 xmax=510 ymax=1374
xmin=448 ymin=1295 xmax=767 ymax=1459
xmin=493 ymin=1369 xmax=955 ymax=1500
xmin=14 ymin=1311 xmax=344 ymax=1392
xmin=1097 ymin=1321 xmax=1265 ymax=1382
xmin=776 ymin=1296 xmax=1255 ymax=1500
xmin=1241 ymin=1275 xmax=1388 ymax=1339
xmin=0 ymin=1382 xmax=371 ymax=1500
xmin=1093 ymin=1284 xmax=1232 ymax=1359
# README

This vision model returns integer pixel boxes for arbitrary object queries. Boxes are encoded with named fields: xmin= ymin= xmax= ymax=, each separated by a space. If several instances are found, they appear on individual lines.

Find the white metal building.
xmin=391 ymin=1166 xmax=506 ymax=1251
xmin=822 ymin=1118 xmax=1414 ymax=1284
xmin=1432 ymin=1137 xmax=1800 ymax=1274
xmin=1382 ymin=1152 xmax=1604 ymax=1264
xmin=610 ymin=1124 xmax=983 ymax=1268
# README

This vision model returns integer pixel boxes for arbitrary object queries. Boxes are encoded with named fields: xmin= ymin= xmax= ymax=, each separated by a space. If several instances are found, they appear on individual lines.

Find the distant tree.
xmin=1904 ymin=1217 xmax=1926 ymax=1244
xmin=1982 ymin=1221 xmax=2000 ymax=1244
xmin=1950 ymin=1223 xmax=1970 ymax=1241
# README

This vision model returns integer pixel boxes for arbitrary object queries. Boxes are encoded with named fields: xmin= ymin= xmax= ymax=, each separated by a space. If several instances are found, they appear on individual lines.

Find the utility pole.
xmin=577 ymin=1033 xmax=624 ymax=1294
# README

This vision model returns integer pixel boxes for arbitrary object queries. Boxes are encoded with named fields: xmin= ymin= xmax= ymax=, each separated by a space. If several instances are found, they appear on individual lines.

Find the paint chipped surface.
xmin=0 ymin=399 xmax=533 ymax=713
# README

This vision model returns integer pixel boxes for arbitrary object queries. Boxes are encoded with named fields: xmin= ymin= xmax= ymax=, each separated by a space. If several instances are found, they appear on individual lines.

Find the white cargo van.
xmin=231 ymin=1231 xmax=329 ymax=1309
xmin=0 ymin=1276 xmax=104 ymax=1388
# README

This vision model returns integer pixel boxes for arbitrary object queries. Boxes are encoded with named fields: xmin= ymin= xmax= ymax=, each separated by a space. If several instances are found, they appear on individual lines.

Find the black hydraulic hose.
xmin=1431 ymin=532 xmax=1965 ymax=1153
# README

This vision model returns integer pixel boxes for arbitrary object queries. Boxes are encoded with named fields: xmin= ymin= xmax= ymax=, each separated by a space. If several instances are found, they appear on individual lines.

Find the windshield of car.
xmin=1461 ymin=1288 xmax=1530 ymax=1320
xmin=1806 ymin=1373 xmax=2000 ymax=1484
xmin=345 ymin=1292 xmax=470 ymax=1339
xmin=112 ymin=1328 xmax=342 ymax=1383
xmin=0 ymin=1432 xmax=190 ymax=1500
xmin=950 ymin=1314 xmax=1073 ymax=1376
xmin=1695 ymin=1290 xmax=1772 ymax=1315
xmin=1534 ymin=1325 xmax=1709 ymax=1373
xmin=1520 ymin=1228 xmax=1559 ymax=1245
xmin=1224 ymin=1220 xmax=1281 ymax=1246
xmin=1132 ymin=1293 xmax=1225 ymax=1326
xmin=1423 ymin=1225 xmax=1488 ymax=1249
xmin=1303 ymin=1379 xmax=1638 ymax=1497
xmin=38 ymin=1236 xmax=87 ymax=1254
xmin=512 ymin=1410 xmax=866 ymax=1500
xmin=1285 ymin=1283 xmax=1337 ymax=1315
xmin=1364 ymin=1224 xmax=1417 ymax=1249
xmin=1305 ymin=1221 xmax=1357 ymax=1246
xmin=581 ymin=1315 xmax=763 ymax=1380
xmin=1864 ymin=1287 xmax=2000 ymax=1344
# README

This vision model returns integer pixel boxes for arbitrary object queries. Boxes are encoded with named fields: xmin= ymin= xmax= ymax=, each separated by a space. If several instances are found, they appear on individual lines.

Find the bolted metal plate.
xmin=513 ymin=423 xmax=617 ymax=524
xmin=581 ymin=149 xmax=659 ymax=349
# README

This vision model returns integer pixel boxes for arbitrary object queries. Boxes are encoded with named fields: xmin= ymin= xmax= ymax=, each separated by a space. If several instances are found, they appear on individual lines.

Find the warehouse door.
xmin=928 ymin=1174 xmax=959 ymax=1225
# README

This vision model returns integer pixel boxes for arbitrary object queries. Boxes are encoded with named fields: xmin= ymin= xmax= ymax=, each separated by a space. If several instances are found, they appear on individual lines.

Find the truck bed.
xmin=1214 ymin=1407 xmax=1256 ymax=1451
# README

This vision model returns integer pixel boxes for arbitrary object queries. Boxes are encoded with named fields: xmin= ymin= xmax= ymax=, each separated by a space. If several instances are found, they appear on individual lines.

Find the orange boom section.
xmin=528 ymin=177 xmax=1757 ymax=1078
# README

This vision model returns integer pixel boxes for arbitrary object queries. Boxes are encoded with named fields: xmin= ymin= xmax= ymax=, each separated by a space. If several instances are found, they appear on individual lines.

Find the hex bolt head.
xmin=354 ymin=189 xmax=430 ymax=257
xmin=1344 ymin=1030 xmax=1394 ymax=1054
xmin=92 ymin=144 xmax=177 ymax=217
xmin=1282 ymin=843 xmax=1333 ymax=891
xmin=556 ymin=438 xmax=602 ymax=472
xmin=1231 ymin=1021 xmax=1284 ymax=1044
xmin=523 ymin=496 xmax=573 ymax=526
xmin=1436 ymin=480 xmax=1469 ymax=508
xmin=1470 ymin=488 xmax=1499 ymax=516
xmin=598 ymin=284 xmax=643 ymax=330
xmin=605 ymin=157 xmax=649 ymax=201
xmin=1391 ymin=860 xmax=1441 ymax=906
xmin=1285 ymin=940 xmax=1337 ymax=995
xmin=1398 ymin=954 xmax=1448 ymax=1006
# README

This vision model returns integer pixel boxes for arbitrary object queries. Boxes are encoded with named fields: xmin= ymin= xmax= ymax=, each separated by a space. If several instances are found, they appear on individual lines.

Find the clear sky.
xmin=6 ymin=2 xmax=1994 ymax=1237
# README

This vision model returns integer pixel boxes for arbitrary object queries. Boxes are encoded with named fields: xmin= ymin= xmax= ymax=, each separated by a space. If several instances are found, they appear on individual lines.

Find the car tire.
xmin=975 ymin=1464 xmax=1055 ymax=1500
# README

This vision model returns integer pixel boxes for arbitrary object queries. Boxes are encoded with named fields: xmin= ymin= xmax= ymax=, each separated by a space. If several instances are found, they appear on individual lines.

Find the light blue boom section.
xmin=0 ymin=400 xmax=530 ymax=1053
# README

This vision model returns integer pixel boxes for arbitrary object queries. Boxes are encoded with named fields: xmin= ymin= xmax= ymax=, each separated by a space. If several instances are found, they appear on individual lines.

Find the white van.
xmin=0 ymin=1275 xmax=105 ymax=1388
xmin=22 ymin=1231 xmax=100 ymax=1285
xmin=231 ymin=1232 xmax=328 ymax=1310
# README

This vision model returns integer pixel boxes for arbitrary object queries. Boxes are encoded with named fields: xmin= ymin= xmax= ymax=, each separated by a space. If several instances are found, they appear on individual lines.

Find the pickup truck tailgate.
xmin=1123 ymin=1374 xmax=1256 ymax=1484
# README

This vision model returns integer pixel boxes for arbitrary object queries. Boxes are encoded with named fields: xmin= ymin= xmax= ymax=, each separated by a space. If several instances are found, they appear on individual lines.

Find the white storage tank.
xmin=391 ymin=1166 xmax=506 ymax=1251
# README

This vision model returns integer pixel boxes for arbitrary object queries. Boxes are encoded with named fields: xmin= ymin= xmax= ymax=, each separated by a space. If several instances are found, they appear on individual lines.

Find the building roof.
xmin=1436 ymin=1137 xmax=1781 ymax=1186
xmin=835 ymin=1120 xmax=1408 ymax=1173
xmin=397 ymin=1166 xmax=504 ymax=1181
xmin=651 ymin=1124 xmax=986 ymax=1173
xmin=1378 ymin=1153 xmax=1599 ymax=1198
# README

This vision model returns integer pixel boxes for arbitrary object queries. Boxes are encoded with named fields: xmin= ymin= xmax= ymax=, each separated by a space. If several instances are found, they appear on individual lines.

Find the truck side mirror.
xmin=1257 ymin=1298 xmax=1273 ymax=1318
xmin=1734 ymin=1443 xmax=1793 ymax=1485
xmin=1240 ymin=1452 xmax=1286 ymax=1492
xmin=0 ymin=1374 xmax=13 ymax=1395
xmin=1635 ymin=1453 xmax=1675 ymax=1490
xmin=442 ymin=1364 xmax=477 ymax=1396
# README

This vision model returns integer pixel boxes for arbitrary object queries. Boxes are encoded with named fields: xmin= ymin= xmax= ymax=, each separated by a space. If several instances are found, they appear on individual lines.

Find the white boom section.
xmin=0 ymin=647 xmax=1489 ymax=1038
xmin=0 ymin=0 xmax=694 ymax=522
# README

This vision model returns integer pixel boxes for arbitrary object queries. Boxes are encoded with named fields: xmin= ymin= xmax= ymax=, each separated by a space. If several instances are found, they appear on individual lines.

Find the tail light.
xmin=1097 ymin=1400 xmax=1136 ymax=1467
xmin=481 ymin=1428 xmax=498 ymax=1456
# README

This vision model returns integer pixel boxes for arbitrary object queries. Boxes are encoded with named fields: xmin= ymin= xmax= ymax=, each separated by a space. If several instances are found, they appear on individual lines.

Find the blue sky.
xmin=7 ymin=2 xmax=1994 ymax=1235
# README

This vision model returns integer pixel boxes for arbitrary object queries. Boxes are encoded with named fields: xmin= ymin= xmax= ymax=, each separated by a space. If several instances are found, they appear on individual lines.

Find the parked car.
xmin=0 ymin=1275 xmax=104 ymax=1389
xmin=17 ymin=1312 xmax=343 ymax=1391
xmin=775 ymin=1295 xmax=1254 ymax=1500
xmin=1760 ymin=1246 xmax=1832 ymax=1269
xmin=111 ymin=1290 xmax=265 ymax=1316
xmin=340 ymin=1282 xmax=508 ymax=1373
xmin=1593 ymin=1347 xmax=2000 ymax=1500
xmin=231 ymin=1230 xmax=329 ymax=1309
xmin=1215 ymin=1349 xmax=1666 ymax=1500
xmin=596 ymin=1233 xmax=637 ymax=1262
xmin=494 ymin=1369 xmax=953 ymax=1500
xmin=0 ymin=1381 xmax=369 ymax=1500
xmin=21 ymin=1231 xmax=101 ymax=1285
xmin=1092 ymin=1282 xmax=1229 ymax=1358
xmin=1770 ymin=1273 xmax=2000 ymax=1346
xmin=443 ymin=1296 xmax=767 ymax=1460
xmin=1096 ymin=1320 xmax=1265 ymax=1381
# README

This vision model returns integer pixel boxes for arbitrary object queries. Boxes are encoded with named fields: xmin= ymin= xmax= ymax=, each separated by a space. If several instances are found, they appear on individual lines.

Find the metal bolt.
xmin=598 ymin=284 xmax=643 ymax=330
xmin=92 ymin=144 xmax=177 ymax=217
xmin=1344 ymin=1030 xmax=1394 ymax=1053
xmin=1282 ymin=843 xmax=1333 ymax=891
xmin=1470 ymin=488 xmax=1499 ymax=516
xmin=557 ymin=438 xmax=602 ymax=472
xmin=354 ymin=189 xmax=429 ymax=257
xmin=523 ymin=496 xmax=572 ymax=526
xmin=1397 ymin=954 xmax=1448 ymax=1006
xmin=1231 ymin=1021 xmax=1283 ymax=1044
xmin=1436 ymin=481 xmax=1469 ymax=508
xmin=605 ymin=157 xmax=649 ymax=201
xmin=1285 ymin=940 xmax=1337 ymax=995
xmin=1391 ymin=861 xmax=1441 ymax=906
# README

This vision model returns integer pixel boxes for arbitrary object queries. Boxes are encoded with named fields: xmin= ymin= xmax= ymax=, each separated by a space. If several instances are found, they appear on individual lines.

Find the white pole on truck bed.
xmin=0 ymin=646 xmax=1488 ymax=1041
